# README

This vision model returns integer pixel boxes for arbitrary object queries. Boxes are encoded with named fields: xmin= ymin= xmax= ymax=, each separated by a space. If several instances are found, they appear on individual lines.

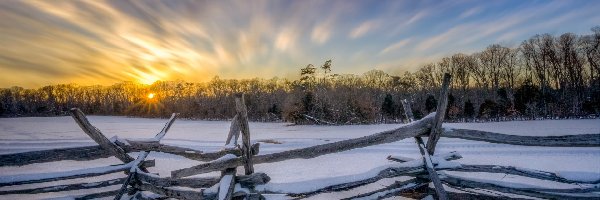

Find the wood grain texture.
xmin=0 ymin=178 xmax=126 ymax=195
xmin=426 ymin=73 xmax=451 ymax=155
xmin=277 ymin=152 xmax=461 ymax=197
xmin=70 ymin=108 xmax=135 ymax=164
xmin=445 ymin=164 xmax=600 ymax=184
xmin=3 ymin=129 xmax=594 ymax=168
xmin=226 ymin=114 xmax=241 ymax=146
xmin=114 ymin=113 xmax=178 ymax=200
xmin=219 ymin=168 xmax=237 ymax=200
xmin=235 ymin=94 xmax=254 ymax=175
xmin=442 ymin=129 xmax=600 ymax=147
xmin=0 ymin=162 xmax=132 ymax=187
xmin=341 ymin=179 xmax=426 ymax=200
xmin=0 ymin=145 xmax=111 ymax=167
xmin=135 ymin=172 xmax=270 ymax=188
xmin=135 ymin=181 xmax=215 ymax=200
xmin=415 ymin=137 xmax=448 ymax=200
xmin=442 ymin=174 xmax=600 ymax=200
xmin=172 ymin=114 xmax=434 ymax=178
xmin=0 ymin=141 xmax=256 ymax=167
xmin=401 ymin=99 xmax=415 ymax=122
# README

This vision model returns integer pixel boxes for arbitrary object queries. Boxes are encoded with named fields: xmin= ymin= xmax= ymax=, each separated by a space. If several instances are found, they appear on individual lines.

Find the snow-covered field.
xmin=0 ymin=116 xmax=599 ymax=199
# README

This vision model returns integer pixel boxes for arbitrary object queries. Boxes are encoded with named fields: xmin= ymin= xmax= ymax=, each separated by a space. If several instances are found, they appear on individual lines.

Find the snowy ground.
xmin=0 ymin=116 xmax=599 ymax=199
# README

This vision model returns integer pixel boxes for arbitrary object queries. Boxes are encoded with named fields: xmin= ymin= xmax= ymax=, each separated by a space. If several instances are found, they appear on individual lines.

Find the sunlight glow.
xmin=147 ymin=93 xmax=155 ymax=99
xmin=138 ymin=73 xmax=160 ymax=85
xmin=0 ymin=1 xmax=598 ymax=88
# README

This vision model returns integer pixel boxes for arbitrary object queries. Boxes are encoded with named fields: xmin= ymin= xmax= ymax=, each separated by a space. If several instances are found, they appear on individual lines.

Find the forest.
xmin=1 ymin=27 xmax=599 ymax=124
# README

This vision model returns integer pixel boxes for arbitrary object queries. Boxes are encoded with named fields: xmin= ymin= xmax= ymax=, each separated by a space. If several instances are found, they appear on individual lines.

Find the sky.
xmin=1 ymin=0 xmax=599 ymax=88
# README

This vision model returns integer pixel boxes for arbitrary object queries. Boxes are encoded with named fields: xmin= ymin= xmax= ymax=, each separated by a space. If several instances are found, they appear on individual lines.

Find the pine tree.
xmin=381 ymin=93 xmax=395 ymax=119
xmin=425 ymin=95 xmax=437 ymax=113
xmin=464 ymin=100 xmax=475 ymax=120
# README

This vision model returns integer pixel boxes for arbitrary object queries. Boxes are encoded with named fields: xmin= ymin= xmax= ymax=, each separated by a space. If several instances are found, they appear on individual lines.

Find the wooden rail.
xmin=3 ymin=130 xmax=596 ymax=168
xmin=171 ymin=113 xmax=435 ymax=177
xmin=0 ymin=178 xmax=126 ymax=195
xmin=0 ymin=139 xmax=260 ymax=167
xmin=443 ymin=129 xmax=600 ymax=147
xmin=442 ymin=174 xmax=600 ymax=199
xmin=70 ymin=108 xmax=137 ymax=166
xmin=0 ymin=160 xmax=137 ymax=187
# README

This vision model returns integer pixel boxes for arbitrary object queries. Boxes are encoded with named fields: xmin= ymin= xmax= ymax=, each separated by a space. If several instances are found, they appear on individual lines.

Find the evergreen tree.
xmin=479 ymin=99 xmax=498 ymax=120
xmin=381 ymin=93 xmax=395 ymax=119
xmin=425 ymin=95 xmax=437 ymax=113
xmin=464 ymin=100 xmax=475 ymax=120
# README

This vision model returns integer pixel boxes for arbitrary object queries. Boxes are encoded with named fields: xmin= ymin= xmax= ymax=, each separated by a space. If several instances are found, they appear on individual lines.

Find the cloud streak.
xmin=0 ymin=0 xmax=598 ymax=88
xmin=380 ymin=38 xmax=412 ymax=55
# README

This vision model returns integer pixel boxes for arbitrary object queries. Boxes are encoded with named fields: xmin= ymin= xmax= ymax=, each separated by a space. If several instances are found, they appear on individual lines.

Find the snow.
xmin=256 ymin=154 xmax=458 ymax=194
xmin=431 ymin=157 xmax=462 ymax=169
xmin=213 ymin=154 xmax=238 ymax=162
xmin=218 ymin=175 xmax=233 ymax=200
xmin=352 ymin=183 xmax=416 ymax=200
xmin=418 ymin=143 xmax=435 ymax=169
xmin=233 ymin=183 xmax=249 ymax=194
xmin=442 ymin=119 xmax=600 ymax=136
xmin=223 ymin=142 xmax=237 ymax=149
xmin=0 ymin=161 xmax=131 ymax=185
xmin=109 ymin=136 xmax=130 ymax=146
xmin=204 ymin=183 xmax=219 ymax=194
xmin=153 ymin=114 xmax=177 ymax=141
xmin=443 ymin=172 xmax=598 ymax=196
xmin=0 ymin=117 xmax=598 ymax=199
xmin=514 ymin=167 xmax=554 ymax=176
xmin=387 ymin=155 xmax=414 ymax=162
xmin=421 ymin=195 xmax=434 ymax=200
xmin=556 ymin=171 xmax=600 ymax=182
xmin=256 ymin=162 xmax=407 ymax=194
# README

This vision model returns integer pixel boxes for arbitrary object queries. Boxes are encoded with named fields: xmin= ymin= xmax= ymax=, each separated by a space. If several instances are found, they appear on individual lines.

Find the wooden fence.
xmin=1 ymin=73 xmax=599 ymax=200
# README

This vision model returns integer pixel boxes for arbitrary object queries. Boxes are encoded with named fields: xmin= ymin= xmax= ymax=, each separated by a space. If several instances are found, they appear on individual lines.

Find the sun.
xmin=147 ymin=93 xmax=155 ymax=99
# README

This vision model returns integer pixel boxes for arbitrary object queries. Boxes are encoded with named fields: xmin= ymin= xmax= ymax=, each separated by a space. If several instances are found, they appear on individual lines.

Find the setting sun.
xmin=147 ymin=93 xmax=155 ymax=99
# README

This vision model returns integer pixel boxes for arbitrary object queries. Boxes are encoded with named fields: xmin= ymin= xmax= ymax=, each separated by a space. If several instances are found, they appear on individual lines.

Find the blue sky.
xmin=0 ymin=0 xmax=599 ymax=87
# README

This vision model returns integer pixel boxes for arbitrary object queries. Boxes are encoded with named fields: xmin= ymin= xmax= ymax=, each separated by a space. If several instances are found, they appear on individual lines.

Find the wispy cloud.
xmin=380 ymin=38 xmax=412 ymax=54
xmin=349 ymin=20 xmax=379 ymax=39
xmin=414 ymin=0 xmax=573 ymax=53
xmin=458 ymin=7 xmax=482 ymax=19
xmin=406 ymin=10 xmax=428 ymax=25
xmin=0 ymin=0 xmax=598 ymax=87
xmin=311 ymin=22 xmax=332 ymax=44
xmin=416 ymin=25 xmax=466 ymax=52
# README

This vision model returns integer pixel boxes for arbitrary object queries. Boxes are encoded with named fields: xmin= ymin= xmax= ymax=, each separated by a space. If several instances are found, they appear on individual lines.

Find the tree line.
xmin=1 ymin=27 xmax=599 ymax=124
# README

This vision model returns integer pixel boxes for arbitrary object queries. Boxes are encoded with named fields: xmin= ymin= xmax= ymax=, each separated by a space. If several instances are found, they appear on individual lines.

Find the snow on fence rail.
xmin=1 ymin=73 xmax=599 ymax=200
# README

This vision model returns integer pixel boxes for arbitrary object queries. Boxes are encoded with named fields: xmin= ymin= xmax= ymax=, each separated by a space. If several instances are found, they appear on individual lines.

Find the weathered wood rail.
xmin=1 ymin=73 xmax=599 ymax=199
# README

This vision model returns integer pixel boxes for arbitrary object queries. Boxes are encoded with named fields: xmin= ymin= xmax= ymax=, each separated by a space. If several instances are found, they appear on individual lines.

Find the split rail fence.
xmin=1 ymin=73 xmax=599 ymax=200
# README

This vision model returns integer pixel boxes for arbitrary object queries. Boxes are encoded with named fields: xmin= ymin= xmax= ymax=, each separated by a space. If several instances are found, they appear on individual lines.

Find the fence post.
xmin=235 ymin=93 xmax=255 ymax=175
xmin=415 ymin=137 xmax=448 ymax=200
xmin=225 ymin=115 xmax=241 ymax=146
xmin=401 ymin=99 xmax=415 ymax=123
xmin=426 ymin=73 xmax=451 ymax=155
xmin=404 ymin=74 xmax=451 ymax=200
xmin=218 ymin=113 xmax=241 ymax=200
